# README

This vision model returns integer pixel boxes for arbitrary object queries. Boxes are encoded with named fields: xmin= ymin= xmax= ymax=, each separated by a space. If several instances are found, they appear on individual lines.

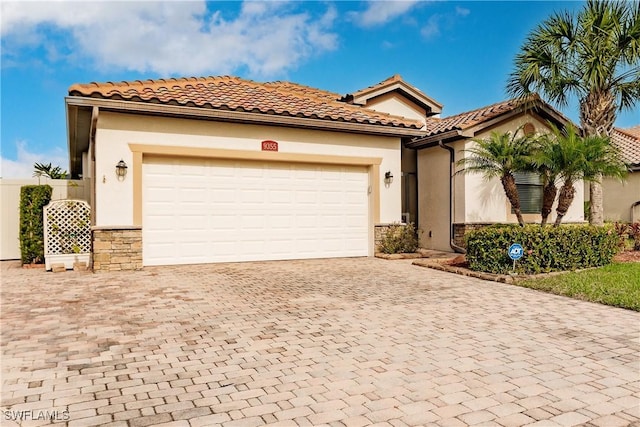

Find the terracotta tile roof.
xmin=68 ymin=76 xmax=423 ymax=129
xmin=423 ymin=98 xmax=522 ymax=136
xmin=621 ymin=125 xmax=640 ymax=139
xmin=612 ymin=127 xmax=640 ymax=167
xmin=421 ymin=95 xmax=574 ymax=138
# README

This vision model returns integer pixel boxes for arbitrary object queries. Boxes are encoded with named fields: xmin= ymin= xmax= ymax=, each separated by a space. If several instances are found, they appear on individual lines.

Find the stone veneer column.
xmin=92 ymin=226 xmax=143 ymax=272
xmin=373 ymin=223 xmax=400 ymax=252
xmin=453 ymin=223 xmax=493 ymax=248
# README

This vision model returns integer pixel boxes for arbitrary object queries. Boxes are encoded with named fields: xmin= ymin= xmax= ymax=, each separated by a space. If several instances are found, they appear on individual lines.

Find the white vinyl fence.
xmin=0 ymin=178 xmax=89 ymax=260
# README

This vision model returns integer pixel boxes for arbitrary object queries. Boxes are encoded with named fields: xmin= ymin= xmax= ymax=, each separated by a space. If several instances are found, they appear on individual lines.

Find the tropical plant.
xmin=457 ymin=129 xmax=534 ymax=226
xmin=528 ymin=134 xmax=560 ymax=226
xmin=507 ymin=0 xmax=640 ymax=225
xmin=33 ymin=162 xmax=67 ymax=180
xmin=536 ymin=125 xmax=628 ymax=226
xmin=19 ymin=185 xmax=53 ymax=264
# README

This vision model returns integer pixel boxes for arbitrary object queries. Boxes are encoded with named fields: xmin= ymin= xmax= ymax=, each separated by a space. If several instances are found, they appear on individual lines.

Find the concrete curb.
xmin=412 ymin=259 xmax=516 ymax=284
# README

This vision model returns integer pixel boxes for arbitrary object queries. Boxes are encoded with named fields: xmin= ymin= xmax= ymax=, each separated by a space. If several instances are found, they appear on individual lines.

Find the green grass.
xmin=518 ymin=263 xmax=640 ymax=311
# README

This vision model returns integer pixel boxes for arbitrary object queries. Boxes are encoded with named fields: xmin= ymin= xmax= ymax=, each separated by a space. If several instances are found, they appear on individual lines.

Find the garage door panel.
xmin=240 ymin=215 xmax=266 ymax=229
xmin=143 ymin=157 xmax=369 ymax=266
xmin=180 ymin=216 xmax=208 ymax=230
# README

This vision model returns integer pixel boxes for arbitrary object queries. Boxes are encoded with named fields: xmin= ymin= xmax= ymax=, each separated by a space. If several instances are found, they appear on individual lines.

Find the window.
xmin=513 ymin=172 xmax=542 ymax=214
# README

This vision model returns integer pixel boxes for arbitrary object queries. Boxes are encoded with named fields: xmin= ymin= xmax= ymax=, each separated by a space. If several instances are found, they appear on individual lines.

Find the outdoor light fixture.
xmin=384 ymin=171 xmax=394 ymax=185
xmin=116 ymin=159 xmax=128 ymax=180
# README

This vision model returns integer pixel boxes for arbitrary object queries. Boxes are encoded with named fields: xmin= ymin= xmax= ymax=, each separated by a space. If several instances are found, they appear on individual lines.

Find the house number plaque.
xmin=261 ymin=140 xmax=278 ymax=151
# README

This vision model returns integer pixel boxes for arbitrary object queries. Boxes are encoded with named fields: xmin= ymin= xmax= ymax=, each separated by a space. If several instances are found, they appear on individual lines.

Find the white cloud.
xmin=0 ymin=1 xmax=338 ymax=77
xmin=420 ymin=14 xmax=441 ymax=39
xmin=0 ymin=140 xmax=68 ymax=179
xmin=456 ymin=6 xmax=470 ymax=17
xmin=350 ymin=0 xmax=421 ymax=27
xmin=420 ymin=6 xmax=470 ymax=40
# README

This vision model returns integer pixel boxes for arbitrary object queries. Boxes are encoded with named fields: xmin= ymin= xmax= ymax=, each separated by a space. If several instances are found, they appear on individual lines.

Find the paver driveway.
xmin=1 ymin=258 xmax=639 ymax=427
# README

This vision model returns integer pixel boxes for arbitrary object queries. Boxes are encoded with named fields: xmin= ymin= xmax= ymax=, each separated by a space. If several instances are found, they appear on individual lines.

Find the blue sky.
xmin=1 ymin=0 xmax=638 ymax=178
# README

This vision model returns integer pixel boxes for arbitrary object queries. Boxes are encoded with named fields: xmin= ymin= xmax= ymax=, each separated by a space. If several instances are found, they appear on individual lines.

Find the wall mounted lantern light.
xmin=116 ymin=159 xmax=128 ymax=181
xmin=384 ymin=171 xmax=394 ymax=185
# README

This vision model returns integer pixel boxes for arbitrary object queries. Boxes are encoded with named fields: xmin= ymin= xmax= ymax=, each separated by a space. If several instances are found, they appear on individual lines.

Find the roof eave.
xmin=405 ymin=130 xmax=463 ymax=149
xmin=65 ymin=96 xmax=426 ymax=138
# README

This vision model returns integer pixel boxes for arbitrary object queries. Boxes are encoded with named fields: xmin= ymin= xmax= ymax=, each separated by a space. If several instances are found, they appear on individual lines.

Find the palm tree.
xmin=33 ymin=162 xmax=67 ymax=180
xmin=457 ymin=129 xmax=534 ymax=227
xmin=507 ymin=0 xmax=640 ymax=225
xmin=535 ymin=125 xmax=628 ymax=226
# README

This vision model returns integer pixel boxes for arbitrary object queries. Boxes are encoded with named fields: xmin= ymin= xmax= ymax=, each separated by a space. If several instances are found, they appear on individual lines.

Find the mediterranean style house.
xmin=65 ymin=75 xmax=583 ymax=270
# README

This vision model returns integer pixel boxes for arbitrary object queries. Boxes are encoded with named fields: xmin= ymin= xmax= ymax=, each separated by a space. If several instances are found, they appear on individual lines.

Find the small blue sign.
xmin=508 ymin=243 xmax=524 ymax=260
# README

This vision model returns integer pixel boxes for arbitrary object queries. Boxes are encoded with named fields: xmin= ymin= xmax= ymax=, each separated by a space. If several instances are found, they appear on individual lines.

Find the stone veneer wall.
xmin=92 ymin=226 xmax=143 ymax=272
xmin=374 ymin=224 xmax=394 ymax=251
xmin=453 ymin=223 xmax=493 ymax=248
xmin=374 ymin=223 xmax=411 ymax=252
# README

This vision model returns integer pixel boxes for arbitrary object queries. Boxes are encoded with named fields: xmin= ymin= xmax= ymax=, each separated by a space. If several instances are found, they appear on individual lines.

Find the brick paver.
xmin=1 ymin=258 xmax=638 ymax=426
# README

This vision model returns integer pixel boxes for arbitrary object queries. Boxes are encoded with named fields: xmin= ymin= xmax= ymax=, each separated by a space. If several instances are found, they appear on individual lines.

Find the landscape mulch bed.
xmin=613 ymin=250 xmax=640 ymax=263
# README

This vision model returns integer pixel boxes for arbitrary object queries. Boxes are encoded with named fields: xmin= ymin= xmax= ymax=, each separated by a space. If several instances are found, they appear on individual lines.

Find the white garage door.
xmin=142 ymin=157 xmax=370 ymax=266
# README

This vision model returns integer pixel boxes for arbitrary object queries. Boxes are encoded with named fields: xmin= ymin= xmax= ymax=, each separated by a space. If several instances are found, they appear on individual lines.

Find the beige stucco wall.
xmin=93 ymin=111 xmax=403 ymax=229
xmin=602 ymin=173 xmax=640 ymax=222
xmin=417 ymin=146 xmax=452 ymax=251
xmin=364 ymin=93 xmax=428 ymax=127
xmin=0 ymin=178 xmax=88 ymax=260
xmin=462 ymin=113 xmax=584 ymax=224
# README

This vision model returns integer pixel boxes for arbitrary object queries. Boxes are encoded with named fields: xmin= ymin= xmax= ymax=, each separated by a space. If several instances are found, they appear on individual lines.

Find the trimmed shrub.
xmin=19 ymin=185 xmax=52 ymax=264
xmin=465 ymin=224 xmax=619 ymax=274
xmin=379 ymin=222 xmax=419 ymax=254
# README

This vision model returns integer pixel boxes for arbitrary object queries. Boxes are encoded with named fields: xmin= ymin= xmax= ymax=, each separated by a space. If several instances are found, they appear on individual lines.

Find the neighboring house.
xmin=65 ymin=75 xmax=440 ymax=270
xmin=601 ymin=127 xmax=640 ymax=223
xmin=65 ymin=74 xmax=586 ymax=268
xmin=406 ymin=97 xmax=583 ymax=252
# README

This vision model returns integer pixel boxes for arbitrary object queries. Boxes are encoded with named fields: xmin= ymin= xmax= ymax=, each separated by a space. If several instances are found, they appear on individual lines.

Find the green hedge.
xmin=465 ymin=224 xmax=619 ymax=274
xmin=19 ymin=185 xmax=52 ymax=264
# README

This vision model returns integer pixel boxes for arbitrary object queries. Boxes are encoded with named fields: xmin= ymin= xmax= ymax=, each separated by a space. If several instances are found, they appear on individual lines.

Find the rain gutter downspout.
xmin=438 ymin=140 xmax=466 ymax=254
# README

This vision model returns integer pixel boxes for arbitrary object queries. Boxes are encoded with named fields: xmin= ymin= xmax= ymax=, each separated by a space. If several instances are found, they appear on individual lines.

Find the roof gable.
xmin=407 ymin=96 xmax=573 ymax=148
xmin=68 ymin=75 xmax=423 ymax=130
xmin=347 ymin=75 xmax=443 ymax=116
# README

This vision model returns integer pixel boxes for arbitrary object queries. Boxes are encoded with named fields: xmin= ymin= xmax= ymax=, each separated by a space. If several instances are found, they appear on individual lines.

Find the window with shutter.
xmin=512 ymin=172 xmax=542 ymax=214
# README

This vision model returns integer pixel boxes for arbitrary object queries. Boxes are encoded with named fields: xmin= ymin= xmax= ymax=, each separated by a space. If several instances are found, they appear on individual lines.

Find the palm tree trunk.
xmin=501 ymin=174 xmax=525 ymax=227
xmin=580 ymin=90 xmax=616 ymax=226
xmin=554 ymin=181 xmax=576 ymax=227
xmin=589 ymin=177 xmax=604 ymax=225
xmin=541 ymin=181 xmax=557 ymax=226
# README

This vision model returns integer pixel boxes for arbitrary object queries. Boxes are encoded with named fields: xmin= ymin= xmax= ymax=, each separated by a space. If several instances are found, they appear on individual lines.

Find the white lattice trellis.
xmin=44 ymin=200 xmax=91 ymax=257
